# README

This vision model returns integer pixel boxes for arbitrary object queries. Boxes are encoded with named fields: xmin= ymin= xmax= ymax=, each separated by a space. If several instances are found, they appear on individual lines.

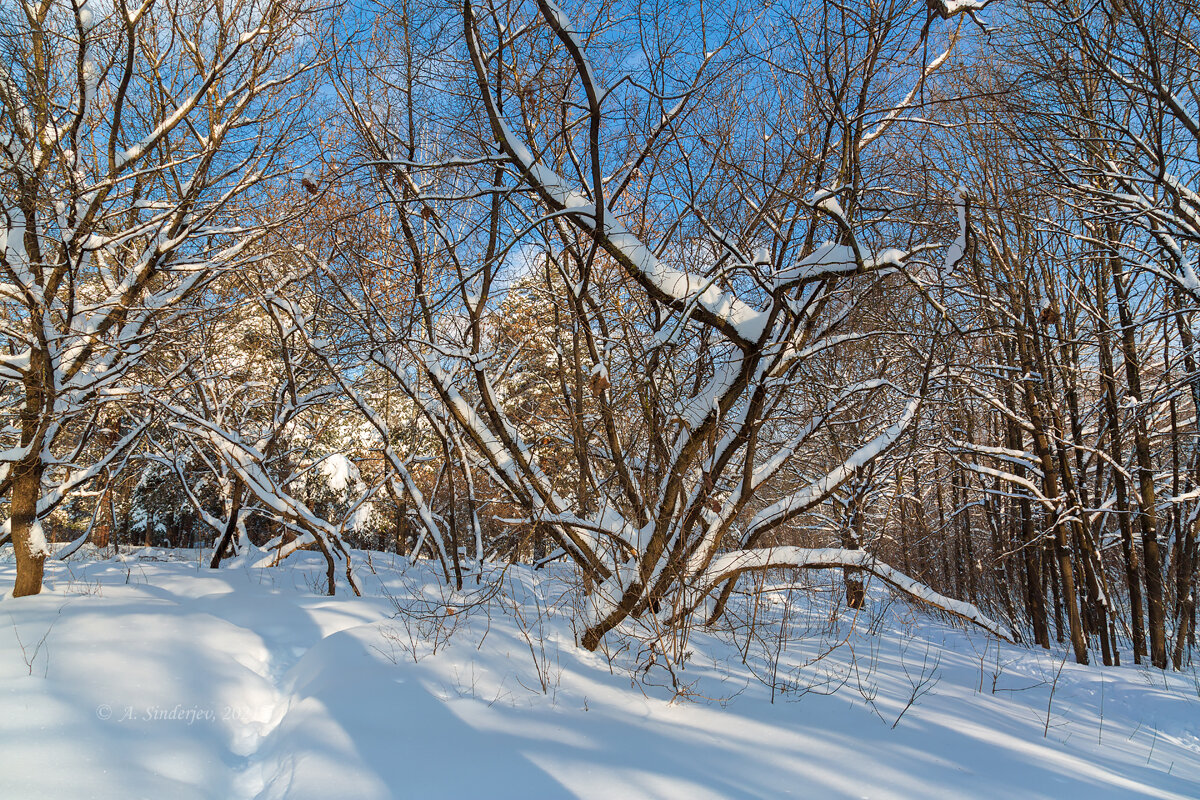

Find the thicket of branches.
xmin=2 ymin=0 xmax=1198 ymax=670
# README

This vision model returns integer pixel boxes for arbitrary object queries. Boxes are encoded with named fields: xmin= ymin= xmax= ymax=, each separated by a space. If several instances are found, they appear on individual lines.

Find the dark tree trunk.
xmin=1111 ymin=261 xmax=1168 ymax=668
xmin=10 ymin=456 xmax=46 ymax=598
xmin=209 ymin=481 xmax=245 ymax=569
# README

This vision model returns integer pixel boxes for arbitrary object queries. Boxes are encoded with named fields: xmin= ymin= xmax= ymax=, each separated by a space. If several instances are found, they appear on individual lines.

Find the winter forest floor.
xmin=1 ymin=549 xmax=1198 ymax=799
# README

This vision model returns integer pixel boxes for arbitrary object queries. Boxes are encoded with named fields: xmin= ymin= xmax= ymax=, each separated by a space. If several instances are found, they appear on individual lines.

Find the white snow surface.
xmin=1 ymin=548 xmax=1197 ymax=799
xmin=316 ymin=453 xmax=360 ymax=494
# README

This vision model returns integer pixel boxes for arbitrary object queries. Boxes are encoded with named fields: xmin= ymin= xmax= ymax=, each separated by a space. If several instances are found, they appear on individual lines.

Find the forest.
xmin=2 ymin=0 xmax=1200 ymax=795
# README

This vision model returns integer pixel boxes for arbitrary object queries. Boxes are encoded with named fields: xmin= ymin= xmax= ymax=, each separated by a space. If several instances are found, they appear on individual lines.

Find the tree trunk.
xmin=842 ymin=477 xmax=866 ymax=609
xmin=1014 ymin=315 xmax=1088 ymax=664
xmin=1111 ymin=261 xmax=1168 ymax=668
xmin=12 ymin=350 xmax=48 ymax=597
xmin=209 ymin=481 xmax=245 ymax=568
xmin=10 ymin=455 xmax=46 ymax=597
xmin=1096 ymin=268 xmax=1145 ymax=662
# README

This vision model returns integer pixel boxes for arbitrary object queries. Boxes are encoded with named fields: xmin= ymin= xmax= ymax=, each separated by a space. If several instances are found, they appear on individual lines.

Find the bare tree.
xmin=281 ymin=0 xmax=1012 ymax=651
xmin=0 ymin=0 xmax=324 ymax=594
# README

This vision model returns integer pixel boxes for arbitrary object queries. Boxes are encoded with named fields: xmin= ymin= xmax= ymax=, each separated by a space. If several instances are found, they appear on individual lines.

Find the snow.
xmin=745 ymin=399 xmax=920 ymax=536
xmin=26 ymin=519 xmax=51 ymax=559
xmin=0 ymin=348 xmax=30 ymax=381
xmin=1 ymin=548 xmax=1197 ymax=799
xmin=79 ymin=0 xmax=96 ymax=31
xmin=1180 ymin=260 xmax=1200 ymax=294
xmin=944 ymin=186 xmax=969 ymax=276
xmin=317 ymin=453 xmax=359 ymax=493
xmin=347 ymin=502 xmax=373 ymax=532
xmin=773 ymin=241 xmax=857 ymax=286
xmin=700 ymin=546 xmax=1012 ymax=641
xmin=929 ymin=0 xmax=986 ymax=17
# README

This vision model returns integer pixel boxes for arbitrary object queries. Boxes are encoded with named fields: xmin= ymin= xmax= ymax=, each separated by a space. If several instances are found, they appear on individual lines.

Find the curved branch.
xmin=696 ymin=546 xmax=1013 ymax=641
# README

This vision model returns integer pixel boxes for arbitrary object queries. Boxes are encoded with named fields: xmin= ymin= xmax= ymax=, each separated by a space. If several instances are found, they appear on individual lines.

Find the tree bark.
xmin=209 ymin=481 xmax=245 ymax=569
xmin=1111 ymin=261 xmax=1168 ymax=668
xmin=10 ymin=455 xmax=46 ymax=597
xmin=12 ymin=350 xmax=49 ymax=597
xmin=1096 ymin=258 xmax=1145 ymax=662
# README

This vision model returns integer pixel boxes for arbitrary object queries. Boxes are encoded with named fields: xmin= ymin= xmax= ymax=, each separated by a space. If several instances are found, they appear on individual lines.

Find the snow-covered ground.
xmin=1 ymin=548 xmax=1197 ymax=799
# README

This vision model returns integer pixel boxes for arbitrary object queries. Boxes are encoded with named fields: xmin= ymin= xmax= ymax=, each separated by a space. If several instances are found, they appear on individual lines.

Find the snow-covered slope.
xmin=1 ymin=549 xmax=1197 ymax=799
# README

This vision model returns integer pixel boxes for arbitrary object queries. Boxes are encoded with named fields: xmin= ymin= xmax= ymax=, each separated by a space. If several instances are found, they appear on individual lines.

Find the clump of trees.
xmin=2 ymin=0 xmax=1198 ymax=670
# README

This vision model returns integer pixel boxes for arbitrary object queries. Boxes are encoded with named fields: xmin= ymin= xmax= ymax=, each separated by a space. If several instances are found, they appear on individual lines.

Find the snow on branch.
xmin=926 ymin=0 xmax=992 ymax=20
xmin=742 ymin=399 xmax=920 ymax=538
xmin=699 ymin=546 xmax=1013 ymax=641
